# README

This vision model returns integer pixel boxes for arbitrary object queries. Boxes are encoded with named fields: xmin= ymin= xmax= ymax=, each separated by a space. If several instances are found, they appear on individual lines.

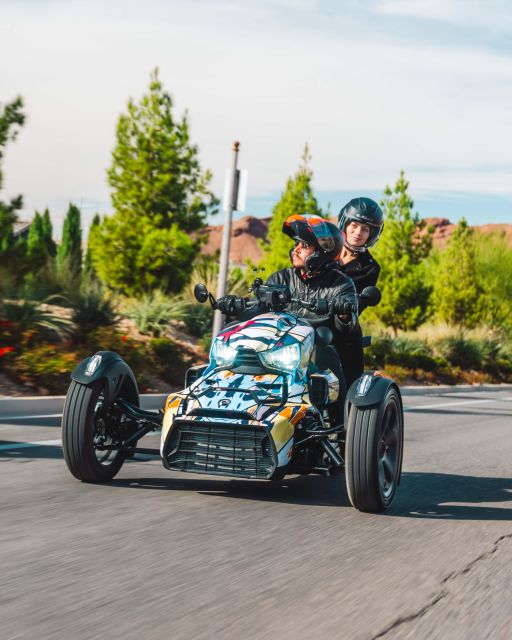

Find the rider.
xmin=335 ymin=197 xmax=384 ymax=387
xmin=265 ymin=214 xmax=357 ymax=331
xmin=217 ymin=214 xmax=358 ymax=424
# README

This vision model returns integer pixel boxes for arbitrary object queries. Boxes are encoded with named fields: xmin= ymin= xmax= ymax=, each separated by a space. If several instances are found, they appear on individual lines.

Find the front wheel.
xmin=345 ymin=387 xmax=403 ymax=512
xmin=62 ymin=380 xmax=128 ymax=482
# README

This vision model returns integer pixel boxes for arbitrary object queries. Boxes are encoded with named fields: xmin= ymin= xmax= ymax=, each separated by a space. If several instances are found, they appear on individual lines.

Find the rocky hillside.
xmin=201 ymin=215 xmax=512 ymax=265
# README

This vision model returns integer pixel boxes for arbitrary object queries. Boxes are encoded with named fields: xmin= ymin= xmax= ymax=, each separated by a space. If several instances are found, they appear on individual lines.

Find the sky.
xmin=1 ymin=0 xmax=511 ymax=238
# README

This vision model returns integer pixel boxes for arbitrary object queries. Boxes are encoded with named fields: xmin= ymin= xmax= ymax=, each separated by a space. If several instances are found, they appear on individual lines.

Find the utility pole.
xmin=212 ymin=141 xmax=240 ymax=337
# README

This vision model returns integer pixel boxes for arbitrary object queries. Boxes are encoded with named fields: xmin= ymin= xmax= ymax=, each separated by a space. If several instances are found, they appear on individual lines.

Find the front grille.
xmin=165 ymin=421 xmax=275 ymax=479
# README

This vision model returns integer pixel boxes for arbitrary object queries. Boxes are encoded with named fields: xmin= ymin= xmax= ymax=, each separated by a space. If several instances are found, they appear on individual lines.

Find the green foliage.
xmin=0 ymin=299 xmax=73 ymax=342
xmin=4 ymin=343 xmax=78 ymax=393
xmin=122 ymin=290 xmax=189 ymax=337
xmin=476 ymin=233 xmax=512 ymax=330
xmin=41 ymin=209 xmax=56 ymax=257
xmin=27 ymin=211 xmax=47 ymax=270
xmin=21 ymin=260 xmax=60 ymax=301
xmin=370 ymin=171 xmax=432 ymax=333
xmin=199 ymin=333 xmax=212 ymax=354
xmin=363 ymin=323 xmax=512 ymax=382
xmin=83 ymin=213 xmax=100 ymax=280
xmin=68 ymin=278 xmax=119 ymax=341
xmin=0 ymin=95 xmax=26 ymax=272
xmin=365 ymin=335 xmax=443 ymax=372
xmin=432 ymin=219 xmax=482 ymax=328
xmin=57 ymin=203 xmax=82 ymax=277
xmin=182 ymin=304 xmax=213 ymax=337
xmin=435 ymin=335 xmax=482 ymax=369
xmin=258 ymin=144 xmax=322 ymax=274
xmin=179 ymin=255 xmax=249 ymax=338
xmin=149 ymin=336 xmax=189 ymax=384
xmin=91 ymin=69 xmax=217 ymax=296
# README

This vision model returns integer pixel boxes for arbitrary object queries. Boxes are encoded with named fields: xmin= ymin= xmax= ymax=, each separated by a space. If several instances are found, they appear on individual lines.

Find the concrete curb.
xmin=1 ymin=385 xmax=512 ymax=417
xmin=0 ymin=394 xmax=168 ymax=418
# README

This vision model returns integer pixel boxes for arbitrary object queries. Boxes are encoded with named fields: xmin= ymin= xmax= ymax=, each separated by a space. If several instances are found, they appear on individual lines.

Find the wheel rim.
xmin=378 ymin=399 xmax=401 ymax=500
xmin=92 ymin=395 xmax=121 ymax=466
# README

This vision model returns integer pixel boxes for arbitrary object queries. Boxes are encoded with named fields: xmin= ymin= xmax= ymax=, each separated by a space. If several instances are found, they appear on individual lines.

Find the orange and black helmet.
xmin=282 ymin=214 xmax=343 ymax=276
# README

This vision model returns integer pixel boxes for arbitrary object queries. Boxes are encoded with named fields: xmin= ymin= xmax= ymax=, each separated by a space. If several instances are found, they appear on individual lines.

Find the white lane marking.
xmin=0 ymin=413 xmax=62 ymax=421
xmin=0 ymin=439 xmax=61 ymax=451
xmin=404 ymin=399 xmax=494 ymax=411
xmin=0 ymin=430 xmax=161 ymax=451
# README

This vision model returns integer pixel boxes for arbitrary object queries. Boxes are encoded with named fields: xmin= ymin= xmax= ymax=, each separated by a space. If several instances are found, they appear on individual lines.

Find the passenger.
xmin=335 ymin=197 xmax=384 ymax=387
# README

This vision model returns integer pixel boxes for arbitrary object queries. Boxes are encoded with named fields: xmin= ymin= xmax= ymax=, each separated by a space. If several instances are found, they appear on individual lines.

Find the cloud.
xmin=1 ymin=0 xmax=511 ymax=226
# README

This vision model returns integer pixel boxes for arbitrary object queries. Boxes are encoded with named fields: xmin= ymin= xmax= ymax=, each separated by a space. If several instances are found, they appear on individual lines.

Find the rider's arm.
xmin=332 ymin=279 xmax=358 ymax=330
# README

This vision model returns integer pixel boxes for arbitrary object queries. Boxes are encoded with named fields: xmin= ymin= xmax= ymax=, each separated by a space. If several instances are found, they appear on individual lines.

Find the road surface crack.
xmin=371 ymin=533 xmax=512 ymax=639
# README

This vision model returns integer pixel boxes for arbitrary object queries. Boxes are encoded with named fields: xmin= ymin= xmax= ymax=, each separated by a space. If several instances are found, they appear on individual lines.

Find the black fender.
xmin=70 ymin=351 xmax=139 ymax=407
xmin=344 ymin=371 xmax=402 ymax=423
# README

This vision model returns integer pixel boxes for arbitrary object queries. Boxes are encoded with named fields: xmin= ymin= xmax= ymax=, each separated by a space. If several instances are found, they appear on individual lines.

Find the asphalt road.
xmin=1 ymin=389 xmax=511 ymax=640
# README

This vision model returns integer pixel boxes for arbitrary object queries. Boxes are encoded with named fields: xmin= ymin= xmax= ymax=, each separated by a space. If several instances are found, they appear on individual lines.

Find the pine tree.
xmin=27 ymin=211 xmax=47 ymax=270
xmin=432 ymin=219 xmax=483 ymax=327
xmin=0 ymin=96 xmax=25 ymax=262
xmin=259 ymin=144 xmax=322 ymax=275
xmin=57 ymin=203 xmax=82 ymax=277
xmin=90 ymin=69 xmax=217 ymax=296
xmin=371 ymin=171 xmax=433 ymax=333
xmin=83 ymin=213 xmax=100 ymax=280
xmin=476 ymin=233 xmax=512 ymax=329
xmin=41 ymin=209 xmax=56 ymax=257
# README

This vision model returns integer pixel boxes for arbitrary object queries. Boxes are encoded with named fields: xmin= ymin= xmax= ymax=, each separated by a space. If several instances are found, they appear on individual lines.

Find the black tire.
xmin=62 ymin=380 xmax=125 ymax=482
xmin=345 ymin=387 xmax=403 ymax=512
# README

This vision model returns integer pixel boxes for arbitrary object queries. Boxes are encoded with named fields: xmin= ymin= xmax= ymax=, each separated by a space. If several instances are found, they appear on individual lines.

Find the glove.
xmin=330 ymin=298 xmax=353 ymax=316
xmin=216 ymin=295 xmax=245 ymax=316
xmin=309 ymin=298 xmax=330 ymax=315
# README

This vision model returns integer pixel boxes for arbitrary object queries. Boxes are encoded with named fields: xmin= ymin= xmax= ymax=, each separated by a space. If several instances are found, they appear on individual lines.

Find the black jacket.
xmin=338 ymin=250 xmax=380 ymax=314
xmin=264 ymin=263 xmax=357 ymax=332
xmin=338 ymin=250 xmax=380 ymax=294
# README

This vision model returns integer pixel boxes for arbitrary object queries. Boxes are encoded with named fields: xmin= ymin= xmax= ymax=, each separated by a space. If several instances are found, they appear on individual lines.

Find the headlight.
xmin=260 ymin=343 xmax=300 ymax=374
xmin=211 ymin=340 xmax=237 ymax=367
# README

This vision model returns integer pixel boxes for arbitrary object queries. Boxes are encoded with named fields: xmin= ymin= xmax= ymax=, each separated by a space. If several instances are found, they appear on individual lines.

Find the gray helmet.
xmin=338 ymin=197 xmax=384 ymax=253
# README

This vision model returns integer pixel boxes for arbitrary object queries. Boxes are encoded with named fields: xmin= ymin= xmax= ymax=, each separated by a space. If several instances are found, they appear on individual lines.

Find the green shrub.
xmin=1 ymin=299 xmax=73 ymax=342
xmin=4 ymin=343 xmax=79 ymax=393
xmin=364 ymin=335 xmax=394 ymax=369
xmin=81 ymin=328 xmax=148 ymax=384
xmin=364 ymin=335 xmax=443 ymax=371
xmin=199 ymin=333 xmax=212 ymax=355
xmin=122 ymin=290 xmax=188 ymax=337
xmin=435 ymin=336 xmax=482 ymax=369
xmin=69 ymin=280 xmax=118 ymax=340
xmin=182 ymin=303 xmax=213 ymax=337
xmin=386 ymin=336 xmax=442 ymax=371
xmin=149 ymin=336 xmax=190 ymax=385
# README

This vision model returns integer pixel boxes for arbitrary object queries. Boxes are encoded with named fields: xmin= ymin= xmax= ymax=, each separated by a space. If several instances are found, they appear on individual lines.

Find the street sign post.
xmin=212 ymin=141 xmax=246 ymax=338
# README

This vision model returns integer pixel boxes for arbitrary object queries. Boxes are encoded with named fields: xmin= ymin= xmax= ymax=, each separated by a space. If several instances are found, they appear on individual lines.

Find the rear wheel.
xmin=345 ymin=387 xmax=403 ymax=512
xmin=62 ymin=380 xmax=129 ymax=482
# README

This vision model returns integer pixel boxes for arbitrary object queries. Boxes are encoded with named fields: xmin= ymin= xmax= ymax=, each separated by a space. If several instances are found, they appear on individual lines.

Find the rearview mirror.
xmin=194 ymin=283 xmax=209 ymax=304
xmin=359 ymin=286 xmax=382 ymax=307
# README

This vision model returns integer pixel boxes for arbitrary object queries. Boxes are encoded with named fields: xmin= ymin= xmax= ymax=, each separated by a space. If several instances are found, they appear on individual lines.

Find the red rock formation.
xmin=201 ymin=215 xmax=512 ymax=265
xmin=200 ymin=215 xmax=270 ymax=265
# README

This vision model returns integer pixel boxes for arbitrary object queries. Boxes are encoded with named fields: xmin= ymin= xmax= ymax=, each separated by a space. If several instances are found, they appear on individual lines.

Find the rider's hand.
xmin=216 ymin=295 xmax=246 ymax=316
xmin=330 ymin=298 xmax=353 ymax=317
